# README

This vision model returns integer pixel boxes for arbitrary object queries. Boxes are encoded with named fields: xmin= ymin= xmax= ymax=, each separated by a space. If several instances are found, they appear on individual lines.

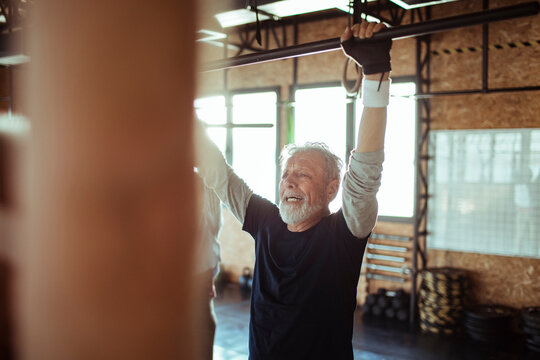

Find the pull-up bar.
xmin=202 ymin=1 xmax=539 ymax=72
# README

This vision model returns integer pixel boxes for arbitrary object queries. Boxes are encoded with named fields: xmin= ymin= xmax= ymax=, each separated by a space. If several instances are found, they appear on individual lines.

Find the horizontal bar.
xmin=367 ymin=248 xmax=412 ymax=259
xmin=370 ymin=238 xmax=413 ymax=249
xmin=202 ymin=1 xmax=539 ymax=72
xmin=371 ymin=233 xmax=413 ymax=242
xmin=366 ymin=258 xmax=412 ymax=268
xmin=368 ymin=243 xmax=409 ymax=252
xmin=416 ymin=85 xmax=540 ymax=98
xmin=366 ymin=253 xmax=407 ymax=263
xmin=366 ymin=263 xmax=406 ymax=274
xmin=366 ymin=273 xmax=407 ymax=283
xmin=205 ymin=123 xmax=274 ymax=128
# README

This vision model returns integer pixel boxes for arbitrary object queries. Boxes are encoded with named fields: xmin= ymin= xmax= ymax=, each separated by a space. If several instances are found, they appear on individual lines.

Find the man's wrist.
xmin=365 ymin=72 xmax=390 ymax=81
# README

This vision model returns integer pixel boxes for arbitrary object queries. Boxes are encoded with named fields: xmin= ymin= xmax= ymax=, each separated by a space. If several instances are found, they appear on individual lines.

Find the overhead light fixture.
xmin=335 ymin=3 xmax=388 ymax=25
xmin=215 ymin=9 xmax=270 ymax=28
xmin=0 ymin=54 xmax=29 ymax=66
xmin=390 ymin=0 xmax=459 ymax=10
xmin=197 ymin=29 xmax=227 ymax=43
xmin=258 ymin=0 xmax=351 ymax=18
xmin=215 ymin=0 xmax=377 ymax=28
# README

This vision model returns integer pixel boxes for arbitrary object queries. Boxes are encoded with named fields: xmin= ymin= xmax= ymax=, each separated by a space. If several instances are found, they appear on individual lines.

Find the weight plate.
xmin=372 ymin=305 xmax=383 ymax=317
xmin=526 ymin=333 xmax=540 ymax=344
xmin=422 ymin=267 xmax=468 ymax=282
xmin=521 ymin=307 xmax=540 ymax=327
xmin=525 ymin=342 xmax=540 ymax=353
xmin=463 ymin=321 xmax=507 ymax=335
xmin=463 ymin=317 xmax=507 ymax=332
xmin=366 ymin=294 xmax=377 ymax=306
xmin=523 ymin=324 xmax=540 ymax=336
xmin=361 ymin=303 xmax=372 ymax=315
xmin=466 ymin=328 xmax=501 ymax=342
xmin=419 ymin=287 xmax=464 ymax=304
xmin=464 ymin=305 xmax=514 ymax=322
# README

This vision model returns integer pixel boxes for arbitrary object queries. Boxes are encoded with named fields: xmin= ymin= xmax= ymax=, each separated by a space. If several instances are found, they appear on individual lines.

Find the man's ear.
xmin=326 ymin=179 xmax=340 ymax=202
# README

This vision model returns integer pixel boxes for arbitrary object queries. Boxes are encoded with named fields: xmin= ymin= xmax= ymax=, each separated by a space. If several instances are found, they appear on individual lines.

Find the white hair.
xmin=279 ymin=142 xmax=343 ymax=185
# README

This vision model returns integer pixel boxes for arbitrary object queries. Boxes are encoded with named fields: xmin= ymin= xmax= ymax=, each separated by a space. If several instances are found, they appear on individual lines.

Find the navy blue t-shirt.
xmin=242 ymin=194 xmax=369 ymax=360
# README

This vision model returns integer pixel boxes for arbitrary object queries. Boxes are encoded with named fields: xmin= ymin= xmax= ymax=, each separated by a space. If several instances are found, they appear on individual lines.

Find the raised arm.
xmin=194 ymin=117 xmax=253 ymax=223
xmin=340 ymin=21 xmax=391 ymax=238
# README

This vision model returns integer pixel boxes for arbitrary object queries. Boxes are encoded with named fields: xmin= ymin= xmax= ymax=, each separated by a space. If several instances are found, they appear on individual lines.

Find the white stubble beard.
xmin=278 ymin=197 xmax=324 ymax=225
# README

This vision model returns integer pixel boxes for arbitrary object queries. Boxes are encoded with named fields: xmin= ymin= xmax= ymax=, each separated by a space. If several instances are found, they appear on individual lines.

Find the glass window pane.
xmin=294 ymin=86 xmax=347 ymax=212
xmin=356 ymin=82 xmax=416 ymax=218
xmin=194 ymin=96 xmax=226 ymax=125
xmin=232 ymin=92 xmax=277 ymax=202
xmin=232 ymin=92 xmax=277 ymax=125
xmin=233 ymin=127 xmax=276 ymax=202
xmin=195 ymin=96 xmax=227 ymax=154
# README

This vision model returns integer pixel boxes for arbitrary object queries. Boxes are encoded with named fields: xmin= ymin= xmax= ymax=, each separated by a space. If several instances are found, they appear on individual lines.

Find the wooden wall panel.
xmin=18 ymin=1 xmax=199 ymax=359
xmin=429 ymin=250 xmax=540 ymax=308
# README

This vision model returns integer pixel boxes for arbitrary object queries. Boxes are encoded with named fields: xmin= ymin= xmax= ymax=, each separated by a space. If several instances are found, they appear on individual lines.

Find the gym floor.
xmin=213 ymin=284 xmax=537 ymax=360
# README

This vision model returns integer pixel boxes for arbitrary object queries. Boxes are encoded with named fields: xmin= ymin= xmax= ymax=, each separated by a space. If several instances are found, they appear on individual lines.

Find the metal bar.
xmin=206 ymin=123 xmax=273 ymax=128
xmin=202 ymin=1 xmax=539 ymax=72
xmin=8 ymin=64 xmax=11 ymax=116
xmin=416 ymin=85 xmax=540 ymax=97
xmin=482 ymin=0 xmax=489 ymax=93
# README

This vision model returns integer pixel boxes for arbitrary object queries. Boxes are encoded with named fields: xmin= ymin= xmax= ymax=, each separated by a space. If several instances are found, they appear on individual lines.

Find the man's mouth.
xmin=284 ymin=195 xmax=304 ymax=203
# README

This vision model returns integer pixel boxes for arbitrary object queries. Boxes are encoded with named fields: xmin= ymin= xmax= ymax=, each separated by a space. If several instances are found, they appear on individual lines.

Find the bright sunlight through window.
xmin=195 ymin=91 xmax=278 ymax=203
xmin=295 ymin=81 xmax=416 ymax=219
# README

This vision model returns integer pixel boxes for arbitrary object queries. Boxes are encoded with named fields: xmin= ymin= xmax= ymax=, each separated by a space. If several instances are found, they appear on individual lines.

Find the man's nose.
xmin=285 ymin=176 xmax=297 ymax=189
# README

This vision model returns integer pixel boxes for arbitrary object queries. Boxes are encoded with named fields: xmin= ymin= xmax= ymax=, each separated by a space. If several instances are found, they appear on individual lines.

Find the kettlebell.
xmin=239 ymin=267 xmax=253 ymax=292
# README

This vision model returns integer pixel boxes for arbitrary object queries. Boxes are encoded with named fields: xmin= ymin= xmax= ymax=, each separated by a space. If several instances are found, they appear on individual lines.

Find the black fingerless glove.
xmin=341 ymin=36 xmax=392 ymax=75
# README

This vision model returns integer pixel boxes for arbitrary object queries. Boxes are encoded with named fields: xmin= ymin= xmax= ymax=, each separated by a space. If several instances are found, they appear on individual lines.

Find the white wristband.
xmin=362 ymin=79 xmax=390 ymax=108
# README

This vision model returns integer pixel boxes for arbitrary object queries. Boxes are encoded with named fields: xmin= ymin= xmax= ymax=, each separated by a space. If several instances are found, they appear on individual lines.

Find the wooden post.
xmin=18 ymin=1 xmax=199 ymax=359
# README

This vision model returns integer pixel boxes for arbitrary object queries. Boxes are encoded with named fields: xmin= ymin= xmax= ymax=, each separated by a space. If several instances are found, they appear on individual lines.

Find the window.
xmin=359 ymin=82 xmax=417 ymax=219
xmin=195 ymin=90 xmax=279 ymax=203
xmin=294 ymin=80 xmax=417 ymax=219
xmin=294 ymin=86 xmax=348 ymax=212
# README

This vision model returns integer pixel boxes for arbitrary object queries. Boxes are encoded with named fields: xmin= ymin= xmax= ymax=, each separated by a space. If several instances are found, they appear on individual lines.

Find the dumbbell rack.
xmin=364 ymin=232 xmax=416 ymax=321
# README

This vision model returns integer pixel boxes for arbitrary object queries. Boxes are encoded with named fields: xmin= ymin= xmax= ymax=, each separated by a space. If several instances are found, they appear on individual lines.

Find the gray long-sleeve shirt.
xmin=195 ymin=121 xmax=383 ymax=238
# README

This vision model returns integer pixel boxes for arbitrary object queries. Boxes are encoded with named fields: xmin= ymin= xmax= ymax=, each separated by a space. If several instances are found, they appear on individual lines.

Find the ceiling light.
xmin=390 ymin=0 xmax=459 ymax=10
xmin=197 ymin=29 xmax=227 ymax=42
xmin=0 ymin=54 xmax=29 ymax=65
xmin=214 ymin=0 xmax=376 ymax=28
xmin=215 ymin=9 xmax=270 ymax=28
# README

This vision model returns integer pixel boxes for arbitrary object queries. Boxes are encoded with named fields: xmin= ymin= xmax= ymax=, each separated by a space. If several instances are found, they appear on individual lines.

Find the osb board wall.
xmin=429 ymin=249 xmax=540 ymax=308
xmin=218 ymin=209 xmax=255 ymax=283
xmin=429 ymin=0 xmax=540 ymax=129
xmin=430 ymin=92 xmax=540 ymax=130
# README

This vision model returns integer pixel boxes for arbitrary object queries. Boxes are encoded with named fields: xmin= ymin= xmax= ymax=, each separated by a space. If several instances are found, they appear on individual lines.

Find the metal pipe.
xmin=416 ymin=85 xmax=540 ymax=98
xmin=202 ymin=1 xmax=539 ymax=72
xmin=482 ymin=0 xmax=489 ymax=93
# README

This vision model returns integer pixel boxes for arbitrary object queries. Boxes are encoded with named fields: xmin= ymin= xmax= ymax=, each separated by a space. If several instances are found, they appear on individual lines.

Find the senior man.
xmin=196 ymin=21 xmax=391 ymax=360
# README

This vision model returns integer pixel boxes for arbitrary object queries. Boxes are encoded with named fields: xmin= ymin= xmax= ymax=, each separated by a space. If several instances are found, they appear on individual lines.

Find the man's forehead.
xmin=283 ymin=151 xmax=325 ymax=170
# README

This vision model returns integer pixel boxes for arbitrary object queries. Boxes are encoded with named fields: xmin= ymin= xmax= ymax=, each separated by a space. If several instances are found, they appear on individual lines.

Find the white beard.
xmin=278 ymin=198 xmax=324 ymax=225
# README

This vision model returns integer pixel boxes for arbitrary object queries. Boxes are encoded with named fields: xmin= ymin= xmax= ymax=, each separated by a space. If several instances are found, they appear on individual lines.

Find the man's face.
xmin=278 ymin=151 xmax=328 ymax=225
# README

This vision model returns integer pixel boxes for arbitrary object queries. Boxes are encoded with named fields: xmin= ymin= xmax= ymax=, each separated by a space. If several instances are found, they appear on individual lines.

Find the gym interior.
xmin=0 ymin=0 xmax=539 ymax=359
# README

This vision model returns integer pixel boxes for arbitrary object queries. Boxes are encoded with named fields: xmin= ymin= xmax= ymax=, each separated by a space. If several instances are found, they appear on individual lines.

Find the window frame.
xmin=196 ymin=86 xmax=281 ymax=204
xmin=290 ymin=76 xmax=417 ymax=223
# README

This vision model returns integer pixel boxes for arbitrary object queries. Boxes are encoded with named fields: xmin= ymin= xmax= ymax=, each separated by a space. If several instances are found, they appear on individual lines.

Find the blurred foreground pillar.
xmin=18 ymin=1 xmax=198 ymax=359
